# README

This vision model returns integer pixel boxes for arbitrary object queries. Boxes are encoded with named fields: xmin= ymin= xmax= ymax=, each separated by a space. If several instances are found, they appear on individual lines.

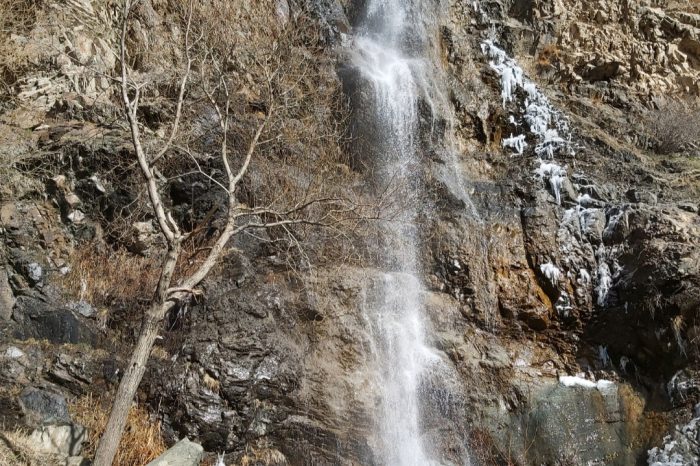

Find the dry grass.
xmin=0 ymin=0 xmax=39 ymax=99
xmin=467 ymin=429 xmax=517 ymax=466
xmin=0 ymin=429 xmax=68 ymax=466
xmin=70 ymin=394 xmax=166 ymax=466
xmin=537 ymin=43 xmax=561 ymax=67
xmin=56 ymin=242 xmax=160 ymax=310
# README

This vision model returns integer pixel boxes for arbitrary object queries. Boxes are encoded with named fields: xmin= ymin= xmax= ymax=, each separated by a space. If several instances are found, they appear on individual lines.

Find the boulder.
xmin=19 ymin=387 xmax=70 ymax=427
xmin=28 ymin=424 xmax=86 ymax=457
xmin=145 ymin=438 xmax=204 ymax=466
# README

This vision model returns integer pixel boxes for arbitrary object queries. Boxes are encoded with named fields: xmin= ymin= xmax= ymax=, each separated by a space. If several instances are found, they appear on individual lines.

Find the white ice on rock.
xmin=480 ymin=40 xmax=572 ymax=161
xmin=535 ymin=160 xmax=567 ymax=205
xmin=540 ymin=262 xmax=561 ymax=284
xmin=579 ymin=268 xmax=591 ymax=285
xmin=559 ymin=375 xmax=615 ymax=390
xmin=502 ymin=133 xmax=527 ymax=155
xmin=596 ymin=262 xmax=613 ymax=306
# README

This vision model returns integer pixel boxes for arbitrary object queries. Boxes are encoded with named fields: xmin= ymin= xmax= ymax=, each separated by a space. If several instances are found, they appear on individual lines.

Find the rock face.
xmin=0 ymin=0 xmax=698 ymax=464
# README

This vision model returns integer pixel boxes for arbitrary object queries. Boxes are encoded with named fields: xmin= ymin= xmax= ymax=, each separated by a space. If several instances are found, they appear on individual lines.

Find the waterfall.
xmin=350 ymin=1 xmax=443 ymax=464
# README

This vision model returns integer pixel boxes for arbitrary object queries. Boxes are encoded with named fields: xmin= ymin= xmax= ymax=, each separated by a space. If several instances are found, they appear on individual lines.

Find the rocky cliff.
xmin=0 ymin=0 xmax=699 ymax=465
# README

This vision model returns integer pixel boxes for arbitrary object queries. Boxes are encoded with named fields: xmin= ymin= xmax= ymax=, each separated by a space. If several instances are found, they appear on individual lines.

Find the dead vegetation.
xmin=467 ymin=428 xmax=518 ymax=466
xmin=90 ymin=0 xmax=370 ymax=462
xmin=70 ymin=394 xmax=166 ymax=466
xmin=0 ymin=429 xmax=67 ymax=466
xmin=645 ymin=98 xmax=700 ymax=155
xmin=536 ymin=43 xmax=561 ymax=67
xmin=0 ymin=0 xmax=39 ymax=100
xmin=56 ymin=242 xmax=160 ymax=310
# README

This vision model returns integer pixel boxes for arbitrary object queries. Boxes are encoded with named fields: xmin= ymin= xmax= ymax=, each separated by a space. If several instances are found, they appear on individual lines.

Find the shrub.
xmin=646 ymin=99 xmax=700 ymax=155
xmin=537 ymin=43 xmax=561 ymax=67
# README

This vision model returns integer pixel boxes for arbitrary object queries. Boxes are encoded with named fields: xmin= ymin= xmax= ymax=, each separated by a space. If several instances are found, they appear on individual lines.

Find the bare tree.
xmin=92 ymin=1 xmax=351 ymax=464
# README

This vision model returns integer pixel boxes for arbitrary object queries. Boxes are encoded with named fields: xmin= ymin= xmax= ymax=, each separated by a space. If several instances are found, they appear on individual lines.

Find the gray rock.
xmin=0 ymin=267 xmax=15 ymax=320
xmin=12 ymin=297 xmax=98 ymax=346
xmin=5 ymin=346 xmax=25 ymax=359
xmin=145 ymin=438 xmax=204 ymax=466
xmin=26 ymin=262 xmax=43 ymax=285
xmin=678 ymin=201 xmax=699 ymax=213
xmin=28 ymin=424 xmax=86 ymax=457
xmin=67 ymin=301 xmax=96 ymax=318
xmin=497 ymin=380 xmax=646 ymax=465
xmin=626 ymin=188 xmax=658 ymax=205
xmin=579 ymin=208 xmax=606 ymax=244
xmin=19 ymin=387 xmax=70 ymax=427
xmin=648 ymin=416 xmax=700 ymax=466
xmin=276 ymin=0 xmax=290 ymax=25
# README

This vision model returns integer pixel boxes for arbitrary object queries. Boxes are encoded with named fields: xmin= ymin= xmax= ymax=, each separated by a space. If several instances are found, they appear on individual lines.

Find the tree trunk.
xmin=92 ymin=304 xmax=170 ymax=466
xmin=93 ymin=242 xmax=181 ymax=465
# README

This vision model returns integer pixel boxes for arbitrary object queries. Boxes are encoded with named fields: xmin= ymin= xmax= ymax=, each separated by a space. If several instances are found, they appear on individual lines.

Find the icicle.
xmin=502 ymin=134 xmax=527 ymax=155
xmin=535 ymin=160 xmax=567 ymax=204
xmin=596 ymin=262 xmax=612 ymax=306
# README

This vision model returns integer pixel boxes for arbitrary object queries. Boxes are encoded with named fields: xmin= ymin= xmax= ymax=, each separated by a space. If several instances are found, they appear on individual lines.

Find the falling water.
xmin=350 ymin=1 xmax=442 ymax=464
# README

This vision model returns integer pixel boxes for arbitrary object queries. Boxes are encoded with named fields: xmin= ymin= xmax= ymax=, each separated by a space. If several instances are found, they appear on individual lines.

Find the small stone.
xmin=90 ymin=175 xmax=106 ymax=193
xmin=68 ymin=210 xmax=86 ymax=223
xmin=64 ymin=193 xmax=81 ymax=208
xmin=26 ymin=262 xmax=43 ymax=284
xmin=67 ymin=300 xmax=96 ymax=318
xmin=146 ymin=438 xmax=204 ymax=466
xmin=5 ymin=346 xmax=25 ymax=359
xmin=276 ymin=0 xmax=290 ymax=25
xmin=66 ymin=457 xmax=88 ymax=466
xmin=0 ymin=267 xmax=15 ymax=320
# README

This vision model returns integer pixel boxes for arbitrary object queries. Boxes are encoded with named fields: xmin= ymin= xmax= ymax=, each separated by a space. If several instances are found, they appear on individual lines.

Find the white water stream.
xmin=351 ymin=1 xmax=443 ymax=464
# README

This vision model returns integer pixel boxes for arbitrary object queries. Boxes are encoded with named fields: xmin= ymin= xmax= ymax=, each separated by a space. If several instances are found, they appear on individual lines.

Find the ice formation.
xmin=579 ymin=268 xmax=591 ymax=285
xmin=502 ymin=134 xmax=527 ymax=155
xmin=540 ymin=262 xmax=562 ymax=284
xmin=598 ymin=345 xmax=611 ymax=367
xmin=478 ymin=7 xmax=625 ymax=323
xmin=596 ymin=262 xmax=613 ymax=306
xmin=480 ymin=40 xmax=572 ymax=160
xmin=559 ymin=375 xmax=615 ymax=390
xmin=535 ymin=161 xmax=567 ymax=205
